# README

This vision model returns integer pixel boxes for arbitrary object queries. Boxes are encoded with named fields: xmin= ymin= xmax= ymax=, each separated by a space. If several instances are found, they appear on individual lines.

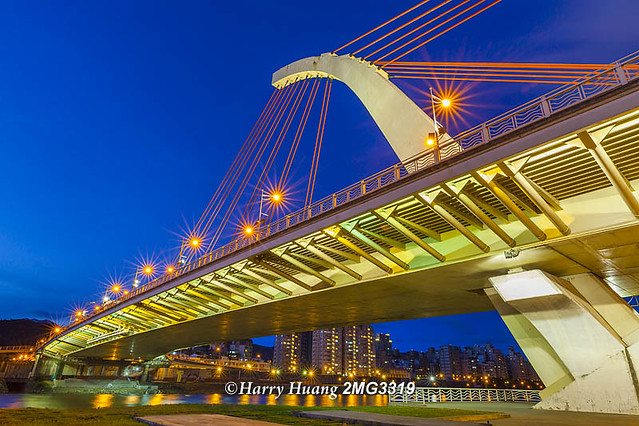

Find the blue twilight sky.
xmin=1 ymin=0 xmax=638 ymax=352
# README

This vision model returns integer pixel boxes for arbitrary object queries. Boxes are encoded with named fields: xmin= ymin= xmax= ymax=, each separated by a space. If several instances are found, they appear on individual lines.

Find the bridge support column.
xmin=486 ymin=269 xmax=639 ymax=414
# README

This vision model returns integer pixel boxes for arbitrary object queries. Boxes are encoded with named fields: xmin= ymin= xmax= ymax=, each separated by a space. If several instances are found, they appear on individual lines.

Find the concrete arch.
xmin=272 ymin=53 xmax=441 ymax=162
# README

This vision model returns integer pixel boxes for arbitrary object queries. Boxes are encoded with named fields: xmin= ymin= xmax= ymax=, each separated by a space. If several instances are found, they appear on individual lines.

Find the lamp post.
xmin=427 ymin=88 xmax=452 ymax=161
xmin=257 ymin=189 xmax=283 ymax=238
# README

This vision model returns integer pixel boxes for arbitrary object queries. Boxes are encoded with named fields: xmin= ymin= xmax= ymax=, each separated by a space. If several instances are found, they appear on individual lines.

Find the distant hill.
xmin=253 ymin=343 xmax=274 ymax=362
xmin=0 ymin=319 xmax=55 ymax=346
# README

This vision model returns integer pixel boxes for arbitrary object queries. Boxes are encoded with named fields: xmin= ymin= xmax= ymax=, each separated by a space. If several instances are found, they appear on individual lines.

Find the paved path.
xmin=297 ymin=410 xmax=485 ymax=425
xmin=136 ymin=414 xmax=281 ymax=426
xmin=434 ymin=402 xmax=639 ymax=425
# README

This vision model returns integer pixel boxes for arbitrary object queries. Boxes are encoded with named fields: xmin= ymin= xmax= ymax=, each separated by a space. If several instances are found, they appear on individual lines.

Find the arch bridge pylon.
xmin=272 ymin=53 xmax=448 ymax=162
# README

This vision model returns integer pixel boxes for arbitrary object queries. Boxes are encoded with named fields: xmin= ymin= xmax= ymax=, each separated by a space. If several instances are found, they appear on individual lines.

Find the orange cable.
xmin=280 ymin=78 xmax=321 ymax=188
xmin=306 ymin=79 xmax=332 ymax=208
xmin=391 ymin=75 xmax=614 ymax=84
xmin=353 ymin=0 xmax=454 ymax=56
xmin=385 ymin=66 xmax=602 ymax=74
xmin=244 ymin=79 xmax=311 ymax=220
xmin=379 ymin=61 xmax=608 ymax=69
xmin=375 ymin=0 xmax=480 ymax=63
xmin=208 ymin=82 xmax=301 ymax=249
xmin=382 ymin=0 xmax=502 ymax=66
xmin=386 ymin=71 xmax=612 ymax=79
xmin=179 ymin=88 xmax=280 ymax=264
xmin=190 ymin=89 xmax=278 ymax=238
xmin=197 ymin=86 xmax=288 ymax=245
xmin=195 ymin=85 xmax=290 ymax=256
xmin=364 ymin=0 xmax=461 ymax=61
xmin=334 ymin=0 xmax=433 ymax=54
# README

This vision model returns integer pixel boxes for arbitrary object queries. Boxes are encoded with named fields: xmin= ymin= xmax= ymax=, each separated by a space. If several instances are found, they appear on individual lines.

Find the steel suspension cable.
xmin=384 ymin=66 xmax=603 ymax=74
xmin=174 ymin=89 xmax=280 ymax=265
xmin=374 ymin=0 xmax=479 ymax=64
xmin=279 ymin=78 xmax=321 ymax=188
xmin=189 ymin=89 xmax=279 ymax=236
xmin=188 ymin=85 xmax=291 ymax=261
xmin=352 ymin=0 xmax=454 ymax=56
xmin=243 ymin=79 xmax=311 ymax=221
xmin=194 ymin=86 xmax=289 ymax=252
xmin=388 ymin=71 xmax=607 ymax=79
xmin=334 ymin=0 xmax=433 ymax=54
xmin=208 ymin=83 xmax=298 ymax=248
xmin=381 ymin=61 xmax=608 ymax=69
xmin=305 ymin=78 xmax=332 ymax=209
xmin=363 ymin=0 xmax=458 ymax=61
xmin=391 ymin=75 xmax=614 ymax=84
xmin=381 ymin=0 xmax=502 ymax=66
xmin=208 ymin=82 xmax=302 ymax=250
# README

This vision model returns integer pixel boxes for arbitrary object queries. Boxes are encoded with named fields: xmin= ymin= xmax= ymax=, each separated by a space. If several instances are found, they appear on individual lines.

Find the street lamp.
xmin=258 ymin=189 xmax=284 ymax=229
xmin=427 ymin=87 xmax=452 ymax=148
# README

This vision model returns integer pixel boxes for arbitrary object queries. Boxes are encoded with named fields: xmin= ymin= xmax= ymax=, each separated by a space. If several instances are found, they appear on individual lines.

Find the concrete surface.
xmin=135 ymin=414 xmax=281 ymax=426
xmin=434 ymin=402 xmax=639 ymax=425
xmin=297 ymin=409 xmax=484 ymax=425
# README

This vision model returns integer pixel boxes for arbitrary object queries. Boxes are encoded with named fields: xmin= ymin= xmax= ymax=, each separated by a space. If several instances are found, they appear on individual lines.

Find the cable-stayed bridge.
xmin=37 ymin=0 xmax=639 ymax=414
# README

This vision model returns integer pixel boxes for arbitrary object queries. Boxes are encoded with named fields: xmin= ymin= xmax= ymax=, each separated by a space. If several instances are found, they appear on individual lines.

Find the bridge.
xmin=37 ymin=1 xmax=639 ymax=416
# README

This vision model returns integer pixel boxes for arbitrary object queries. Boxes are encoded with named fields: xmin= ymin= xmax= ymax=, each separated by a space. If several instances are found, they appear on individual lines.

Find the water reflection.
xmin=265 ymin=394 xmax=277 ymax=406
xmin=0 ymin=392 xmax=388 ymax=409
xmin=123 ymin=395 xmax=140 ymax=406
xmin=148 ymin=394 xmax=165 ymax=406
xmin=206 ymin=394 xmax=222 ymax=405
xmin=92 ymin=394 xmax=114 ymax=408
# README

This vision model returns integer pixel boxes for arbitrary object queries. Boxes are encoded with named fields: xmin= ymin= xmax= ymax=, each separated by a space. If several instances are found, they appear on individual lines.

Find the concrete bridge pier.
xmin=486 ymin=269 xmax=639 ymax=414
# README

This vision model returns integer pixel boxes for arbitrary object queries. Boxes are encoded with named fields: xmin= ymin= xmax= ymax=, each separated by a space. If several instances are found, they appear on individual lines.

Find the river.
xmin=0 ymin=393 xmax=388 ymax=409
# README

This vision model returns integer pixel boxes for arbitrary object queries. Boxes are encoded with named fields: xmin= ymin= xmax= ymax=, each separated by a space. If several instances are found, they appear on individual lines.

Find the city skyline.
xmin=255 ymin=311 xmax=519 ymax=354
xmin=247 ymin=322 xmax=540 ymax=386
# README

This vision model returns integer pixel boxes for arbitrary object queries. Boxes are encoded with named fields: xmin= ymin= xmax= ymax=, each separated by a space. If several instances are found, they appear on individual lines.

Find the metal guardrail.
xmin=0 ymin=346 xmax=34 ymax=353
xmin=57 ymin=50 xmax=639 ymax=336
xmin=390 ymin=387 xmax=542 ymax=404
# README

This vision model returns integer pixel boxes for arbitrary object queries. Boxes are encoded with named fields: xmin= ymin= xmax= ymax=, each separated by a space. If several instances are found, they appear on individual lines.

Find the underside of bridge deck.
xmin=62 ymin=222 xmax=639 ymax=360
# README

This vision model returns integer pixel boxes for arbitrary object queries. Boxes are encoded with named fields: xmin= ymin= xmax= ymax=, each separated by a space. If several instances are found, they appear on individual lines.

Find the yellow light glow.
xmin=75 ymin=310 xmax=83 ymax=317
xmin=143 ymin=266 xmax=153 ymax=275
xmin=167 ymin=266 xmax=174 ymax=273
xmin=112 ymin=284 xmax=121 ymax=293
xmin=190 ymin=238 xmax=200 ymax=247
xmin=95 ymin=305 xmax=101 ymax=311
xmin=426 ymin=138 xmax=435 ymax=146
xmin=54 ymin=327 xmax=61 ymax=333
xmin=244 ymin=226 xmax=253 ymax=235
xmin=441 ymin=98 xmax=451 ymax=107
xmin=271 ymin=193 xmax=282 ymax=202
xmin=323 ymin=226 xmax=340 ymax=238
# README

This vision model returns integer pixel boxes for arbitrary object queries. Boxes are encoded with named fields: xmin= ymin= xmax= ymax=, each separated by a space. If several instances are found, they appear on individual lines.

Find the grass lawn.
xmin=0 ymin=403 xmax=501 ymax=425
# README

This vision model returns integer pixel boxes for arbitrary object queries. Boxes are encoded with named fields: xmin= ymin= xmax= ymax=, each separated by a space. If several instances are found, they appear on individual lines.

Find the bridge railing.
xmin=59 ymin=50 xmax=639 ymax=335
xmin=0 ymin=346 xmax=34 ymax=353
xmin=389 ymin=387 xmax=541 ymax=404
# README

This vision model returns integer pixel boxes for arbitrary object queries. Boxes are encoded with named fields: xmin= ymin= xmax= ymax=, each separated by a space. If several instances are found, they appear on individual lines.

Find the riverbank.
xmin=0 ymin=403 xmax=500 ymax=425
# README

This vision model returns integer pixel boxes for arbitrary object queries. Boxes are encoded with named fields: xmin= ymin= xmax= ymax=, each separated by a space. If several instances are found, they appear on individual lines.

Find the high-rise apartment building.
xmin=375 ymin=333 xmax=393 ymax=369
xmin=273 ymin=333 xmax=301 ymax=372
xmin=343 ymin=325 xmax=376 ymax=375
xmin=311 ymin=328 xmax=343 ymax=374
